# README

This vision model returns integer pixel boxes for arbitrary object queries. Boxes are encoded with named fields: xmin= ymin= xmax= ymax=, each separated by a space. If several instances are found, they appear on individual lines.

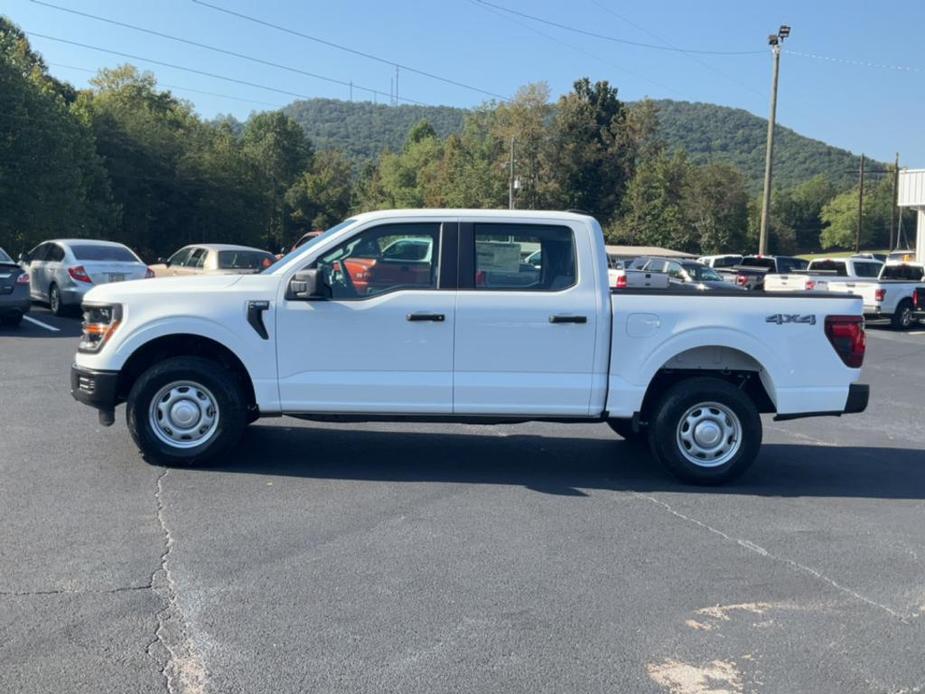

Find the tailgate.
xmin=765 ymin=274 xmax=806 ymax=292
xmin=828 ymin=280 xmax=879 ymax=304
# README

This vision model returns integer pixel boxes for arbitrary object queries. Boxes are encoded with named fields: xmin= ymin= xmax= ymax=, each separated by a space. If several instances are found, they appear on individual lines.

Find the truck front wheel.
xmin=126 ymin=356 xmax=247 ymax=466
xmin=647 ymin=377 xmax=762 ymax=485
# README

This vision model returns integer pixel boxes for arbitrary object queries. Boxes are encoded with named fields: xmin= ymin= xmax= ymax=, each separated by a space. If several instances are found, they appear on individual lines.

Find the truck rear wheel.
xmin=126 ymin=356 xmax=247 ymax=466
xmin=891 ymin=299 xmax=916 ymax=330
xmin=647 ymin=377 xmax=762 ymax=485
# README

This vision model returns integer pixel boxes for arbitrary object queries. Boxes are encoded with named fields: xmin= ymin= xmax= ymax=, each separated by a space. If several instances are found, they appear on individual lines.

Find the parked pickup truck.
xmin=721 ymin=255 xmax=809 ymax=291
xmin=914 ymin=287 xmax=925 ymax=321
xmin=764 ymin=256 xmax=884 ymax=293
xmin=70 ymin=210 xmax=869 ymax=484
xmin=827 ymin=262 xmax=925 ymax=330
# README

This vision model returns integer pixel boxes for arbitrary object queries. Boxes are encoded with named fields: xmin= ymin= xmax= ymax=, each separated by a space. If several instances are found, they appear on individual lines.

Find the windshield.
xmin=683 ymin=264 xmax=722 ymax=281
xmin=218 ymin=250 xmax=275 ymax=270
xmin=0 ymin=248 xmax=11 ymax=263
xmin=70 ymin=244 xmax=139 ymax=262
xmin=263 ymin=218 xmax=357 ymax=273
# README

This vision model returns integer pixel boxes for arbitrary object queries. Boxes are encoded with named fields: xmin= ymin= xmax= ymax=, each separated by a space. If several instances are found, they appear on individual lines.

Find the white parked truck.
xmin=826 ymin=262 xmax=925 ymax=329
xmin=71 ymin=210 xmax=869 ymax=484
xmin=764 ymin=256 xmax=884 ymax=293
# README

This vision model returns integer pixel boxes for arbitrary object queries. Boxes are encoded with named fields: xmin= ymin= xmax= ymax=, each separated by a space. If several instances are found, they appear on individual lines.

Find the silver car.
xmin=22 ymin=239 xmax=151 ymax=315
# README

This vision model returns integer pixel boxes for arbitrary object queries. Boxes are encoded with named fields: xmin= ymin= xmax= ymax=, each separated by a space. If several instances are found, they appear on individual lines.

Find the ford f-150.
xmin=70 ymin=210 xmax=869 ymax=484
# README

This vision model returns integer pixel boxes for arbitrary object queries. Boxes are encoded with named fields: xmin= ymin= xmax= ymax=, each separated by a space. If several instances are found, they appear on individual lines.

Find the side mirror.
xmin=287 ymin=268 xmax=330 ymax=300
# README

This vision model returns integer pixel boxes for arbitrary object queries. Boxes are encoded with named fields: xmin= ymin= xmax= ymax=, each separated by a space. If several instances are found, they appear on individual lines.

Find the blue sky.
xmin=7 ymin=0 xmax=925 ymax=165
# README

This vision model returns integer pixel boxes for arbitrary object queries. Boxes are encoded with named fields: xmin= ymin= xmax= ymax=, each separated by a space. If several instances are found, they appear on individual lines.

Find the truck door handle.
xmin=407 ymin=312 xmax=445 ymax=322
xmin=549 ymin=315 xmax=588 ymax=324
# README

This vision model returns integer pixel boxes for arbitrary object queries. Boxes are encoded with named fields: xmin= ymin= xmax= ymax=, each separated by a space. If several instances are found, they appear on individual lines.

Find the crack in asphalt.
xmin=145 ymin=466 xmax=207 ymax=694
xmin=0 ymin=584 xmax=151 ymax=597
xmin=631 ymin=491 xmax=913 ymax=623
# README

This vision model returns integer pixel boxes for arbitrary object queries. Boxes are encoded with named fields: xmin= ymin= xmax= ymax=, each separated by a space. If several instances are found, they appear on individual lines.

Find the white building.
xmin=897 ymin=169 xmax=925 ymax=262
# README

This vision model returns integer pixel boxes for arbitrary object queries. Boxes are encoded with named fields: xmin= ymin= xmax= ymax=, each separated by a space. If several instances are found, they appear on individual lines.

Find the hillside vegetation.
xmin=284 ymin=97 xmax=873 ymax=192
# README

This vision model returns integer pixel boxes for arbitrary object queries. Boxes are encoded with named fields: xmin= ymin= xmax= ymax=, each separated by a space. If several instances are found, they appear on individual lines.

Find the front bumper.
xmin=70 ymin=364 xmax=120 ymax=411
xmin=774 ymin=383 xmax=869 ymax=421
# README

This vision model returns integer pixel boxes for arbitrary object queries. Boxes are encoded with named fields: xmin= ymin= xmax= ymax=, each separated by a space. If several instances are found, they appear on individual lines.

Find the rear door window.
xmin=46 ymin=244 xmax=66 ymax=262
xmin=473 ymin=224 xmax=575 ymax=291
xmin=853 ymin=262 xmax=882 ymax=278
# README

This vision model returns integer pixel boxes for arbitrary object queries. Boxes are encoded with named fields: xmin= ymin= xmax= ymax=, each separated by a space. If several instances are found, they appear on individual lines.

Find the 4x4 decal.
xmin=766 ymin=313 xmax=816 ymax=325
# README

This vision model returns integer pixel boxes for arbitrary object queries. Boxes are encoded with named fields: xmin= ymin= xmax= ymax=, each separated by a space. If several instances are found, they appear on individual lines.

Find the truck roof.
xmin=348 ymin=209 xmax=597 ymax=223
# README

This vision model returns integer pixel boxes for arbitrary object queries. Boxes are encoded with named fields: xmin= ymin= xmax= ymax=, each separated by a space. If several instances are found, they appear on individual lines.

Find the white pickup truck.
xmin=764 ymin=256 xmax=884 ymax=293
xmin=826 ymin=262 xmax=925 ymax=330
xmin=71 ymin=210 xmax=869 ymax=484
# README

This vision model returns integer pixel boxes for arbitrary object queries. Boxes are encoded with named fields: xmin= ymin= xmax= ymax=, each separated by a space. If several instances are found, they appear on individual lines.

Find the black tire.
xmin=0 ymin=313 xmax=23 ymax=327
xmin=48 ymin=283 xmax=64 ymax=316
xmin=126 ymin=356 xmax=247 ymax=466
xmin=607 ymin=418 xmax=644 ymax=441
xmin=647 ymin=377 xmax=762 ymax=485
xmin=890 ymin=299 xmax=916 ymax=330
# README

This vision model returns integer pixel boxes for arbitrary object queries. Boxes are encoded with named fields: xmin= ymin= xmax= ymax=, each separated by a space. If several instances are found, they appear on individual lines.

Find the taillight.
xmin=68 ymin=265 xmax=93 ymax=283
xmin=825 ymin=315 xmax=865 ymax=368
xmin=916 ymin=290 xmax=923 ymax=309
xmin=144 ymin=267 xmax=155 ymax=279
xmin=16 ymin=272 xmax=29 ymax=284
xmin=736 ymin=274 xmax=747 ymax=286
xmin=805 ymin=279 xmax=816 ymax=291
xmin=615 ymin=274 xmax=628 ymax=289
xmin=874 ymin=288 xmax=885 ymax=302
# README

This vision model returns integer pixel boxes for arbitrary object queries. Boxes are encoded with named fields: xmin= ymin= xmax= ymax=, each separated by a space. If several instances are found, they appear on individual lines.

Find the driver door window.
xmin=312 ymin=223 xmax=440 ymax=299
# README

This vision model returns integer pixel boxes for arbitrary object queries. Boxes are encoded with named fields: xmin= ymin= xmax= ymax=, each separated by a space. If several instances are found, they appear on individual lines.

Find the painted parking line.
xmin=22 ymin=315 xmax=61 ymax=332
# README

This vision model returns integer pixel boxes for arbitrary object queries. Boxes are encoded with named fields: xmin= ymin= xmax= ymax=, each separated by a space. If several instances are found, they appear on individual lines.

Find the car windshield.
xmin=683 ymin=264 xmax=723 ymax=281
xmin=218 ymin=250 xmax=275 ymax=270
xmin=0 ymin=248 xmax=12 ymax=263
xmin=263 ymin=218 xmax=357 ymax=273
xmin=70 ymin=244 xmax=139 ymax=262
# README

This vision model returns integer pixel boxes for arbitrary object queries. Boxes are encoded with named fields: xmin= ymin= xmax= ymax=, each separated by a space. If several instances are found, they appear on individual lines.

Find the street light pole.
xmin=758 ymin=26 xmax=790 ymax=255
xmin=509 ymin=137 xmax=516 ymax=210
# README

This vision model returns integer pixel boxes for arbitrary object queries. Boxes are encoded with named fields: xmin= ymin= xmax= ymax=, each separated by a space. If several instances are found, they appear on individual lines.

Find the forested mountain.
xmin=282 ymin=99 xmax=466 ymax=161
xmin=283 ymin=97 xmax=871 ymax=192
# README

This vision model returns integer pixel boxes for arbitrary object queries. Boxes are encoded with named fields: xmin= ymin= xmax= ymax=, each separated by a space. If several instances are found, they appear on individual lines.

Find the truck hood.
xmin=84 ymin=274 xmax=244 ymax=303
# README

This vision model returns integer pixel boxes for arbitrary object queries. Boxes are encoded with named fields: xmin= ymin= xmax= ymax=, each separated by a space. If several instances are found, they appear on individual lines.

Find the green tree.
xmin=0 ymin=18 xmax=114 ymax=253
xmin=687 ymin=163 xmax=749 ymax=254
xmin=545 ymin=78 xmax=631 ymax=224
xmin=285 ymin=148 xmax=353 ymax=233
xmin=614 ymin=149 xmax=692 ymax=250
xmin=242 ymin=111 xmax=313 ymax=247
xmin=492 ymin=83 xmax=552 ymax=210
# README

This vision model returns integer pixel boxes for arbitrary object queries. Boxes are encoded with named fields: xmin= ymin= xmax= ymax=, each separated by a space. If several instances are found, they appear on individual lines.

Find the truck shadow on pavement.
xmin=195 ymin=424 xmax=925 ymax=499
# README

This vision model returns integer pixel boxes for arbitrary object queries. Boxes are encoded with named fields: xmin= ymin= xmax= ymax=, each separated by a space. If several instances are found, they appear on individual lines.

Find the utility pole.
xmin=855 ymin=154 xmax=865 ymax=253
xmin=395 ymin=65 xmax=399 ymax=105
xmin=508 ymin=137 xmax=516 ymax=210
xmin=889 ymin=152 xmax=899 ymax=250
xmin=349 ymin=81 xmax=353 ymax=102
xmin=758 ymin=25 xmax=790 ymax=255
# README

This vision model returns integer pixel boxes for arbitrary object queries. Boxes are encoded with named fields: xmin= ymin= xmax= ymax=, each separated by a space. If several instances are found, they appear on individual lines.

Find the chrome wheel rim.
xmin=901 ymin=307 xmax=912 ymax=327
xmin=50 ymin=287 xmax=59 ymax=313
xmin=676 ymin=401 xmax=741 ymax=468
xmin=148 ymin=381 xmax=219 ymax=449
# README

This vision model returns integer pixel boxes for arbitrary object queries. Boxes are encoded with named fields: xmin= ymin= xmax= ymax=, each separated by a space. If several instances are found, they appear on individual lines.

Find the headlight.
xmin=79 ymin=304 xmax=122 ymax=353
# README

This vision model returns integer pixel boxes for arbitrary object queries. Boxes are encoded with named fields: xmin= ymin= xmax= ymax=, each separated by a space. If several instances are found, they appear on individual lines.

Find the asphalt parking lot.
xmin=2 ymin=308 xmax=924 ymax=694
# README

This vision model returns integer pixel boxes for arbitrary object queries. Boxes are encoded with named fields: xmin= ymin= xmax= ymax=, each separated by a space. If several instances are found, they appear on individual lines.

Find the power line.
xmin=472 ymin=0 xmax=765 ymax=56
xmin=784 ymin=49 xmax=921 ymax=73
xmin=27 ymin=1 xmax=427 ymax=105
xmin=588 ymin=0 xmax=764 ymax=98
xmin=48 ymin=62 xmax=285 ymax=108
xmin=190 ymin=0 xmax=510 ymax=102
xmin=470 ymin=0 xmax=688 ymax=99
xmin=25 ymin=31 xmax=425 ymax=106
